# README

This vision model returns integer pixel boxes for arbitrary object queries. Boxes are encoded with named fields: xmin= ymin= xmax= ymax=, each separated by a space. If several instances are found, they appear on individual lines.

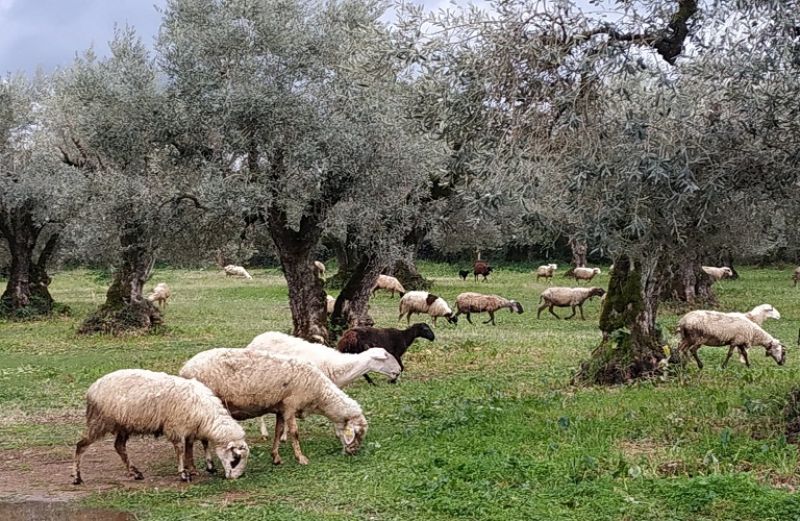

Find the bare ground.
xmin=0 ymin=437 xmax=212 ymax=501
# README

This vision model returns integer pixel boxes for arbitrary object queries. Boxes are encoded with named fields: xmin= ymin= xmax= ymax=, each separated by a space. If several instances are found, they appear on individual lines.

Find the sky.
xmin=0 ymin=0 xmax=601 ymax=75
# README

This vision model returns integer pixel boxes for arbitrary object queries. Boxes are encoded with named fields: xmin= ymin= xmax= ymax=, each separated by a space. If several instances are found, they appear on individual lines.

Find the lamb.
xmin=571 ymin=267 xmax=601 ymax=282
xmin=223 ymin=264 xmax=252 ymax=280
xmin=180 ymin=348 xmax=367 ymax=465
xmin=537 ymin=286 xmax=606 ymax=320
xmin=454 ymin=292 xmax=524 ymax=325
xmin=337 ymin=322 xmax=436 ymax=383
xmin=398 ymin=291 xmax=458 ymax=326
xmin=473 ymin=261 xmax=493 ymax=282
xmin=458 ymin=269 xmax=470 ymax=281
xmin=146 ymin=282 xmax=171 ymax=309
xmin=677 ymin=310 xmax=785 ymax=369
xmin=246 ymin=331 xmax=400 ymax=437
xmin=793 ymin=267 xmax=800 ymax=287
xmin=71 ymin=369 xmax=249 ymax=485
xmin=373 ymin=274 xmax=406 ymax=298
xmin=536 ymin=263 xmax=558 ymax=283
xmin=701 ymin=266 xmax=733 ymax=281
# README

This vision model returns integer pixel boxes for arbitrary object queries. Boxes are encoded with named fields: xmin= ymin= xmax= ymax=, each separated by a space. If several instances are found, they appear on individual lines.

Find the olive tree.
xmin=0 ymin=74 xmax=86 ymax=317
xmin=158 ymin=0 xmax=444 ymax=341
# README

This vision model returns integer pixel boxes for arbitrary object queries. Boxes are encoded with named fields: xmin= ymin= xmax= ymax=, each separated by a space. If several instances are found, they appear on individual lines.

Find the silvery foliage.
xmin=399 ymin=0 xmax=800 ymax=260
xmin=52 ymin=29 xmax=240 ymax=268
xmin=157 ymin=0 xmax=446 ymax=263
xmin=0 ymin=74 xmax=86 ymax=264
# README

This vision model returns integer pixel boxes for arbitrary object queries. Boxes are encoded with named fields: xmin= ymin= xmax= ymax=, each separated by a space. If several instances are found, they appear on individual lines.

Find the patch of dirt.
xmin=0 ymin=409 xmax=84 ymax=428
xmin=0 ymin=437 xmax=212 ymax=501
xmin=616 ymin=438 xmax=664 ymax=460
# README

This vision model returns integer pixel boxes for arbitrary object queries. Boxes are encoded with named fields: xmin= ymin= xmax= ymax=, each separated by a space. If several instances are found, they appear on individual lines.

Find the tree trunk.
xmin=269 ymin=212 xmax=329 ymax=344
xmin=79 ymin=220 xmax=161 ymax=334
xmin=661 ymin=256 xmax=716 ymax=305
xmin=0 ymin=208 xmax=57 ymax=317
xmin=391 ymin=257 xmax=431 ymax=292
xmin=575 ymin=255 xmax=667 ymax=385
xmin=329 ymin=254 xmax=383 ymax=340
xmin=569 ymin=238 xmax=587 ymax=268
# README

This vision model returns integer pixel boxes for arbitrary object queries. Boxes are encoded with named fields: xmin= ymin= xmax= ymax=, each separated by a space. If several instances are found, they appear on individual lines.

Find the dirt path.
xmin=0 ymin=437 xmax=211 ymax=501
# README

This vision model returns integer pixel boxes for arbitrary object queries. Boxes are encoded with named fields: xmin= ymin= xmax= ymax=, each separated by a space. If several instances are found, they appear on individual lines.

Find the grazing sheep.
xmin=473 ymin=261 xmax=493 ymax=282
xmin=454 ymin=292 xmax=524 ymax=325
xmin=146 ymin=282 xmax=171 ymax=309
xmin=71 ymin=369 xmax=249 ymax=485
xmin=337 ymin=323 xmax=436 ymax=383
xmin=180 ymin=348 xmax=367 ymax=465
xmin=458 ymin=269 xmax=470 ymax=281
xmin=398 ymin=291 xmax=458 ymax=326
xmin=373 ymin=274 xmax=406 ymax=298
xmin=313 ymin=261 xmax=326 ymax=277
xmin=536 ymin=264 xmax=558 ymax=283
xmin=721 ymin=304 xmax=781 ymax=364
xmin=223 ymin=264 xmax=252 ymax=280
xmin=793 ymin=267 xmax=800 ymax=287
xmin=537 ymin=287 xmax=606 ymax=320
xmin=246 ymin=331 xmax=400 ymax=438
xmin=677 ymin=310 xmax=785 ymax=369
xmin=326 ymin=294 xmax=336 ymax=314
xmin=701 ymin=266 xmax=733 ymax=281
xmin=571 ymin=267 xmax=601 ymax=282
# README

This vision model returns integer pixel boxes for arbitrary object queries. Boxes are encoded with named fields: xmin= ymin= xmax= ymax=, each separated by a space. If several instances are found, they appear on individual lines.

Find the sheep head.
xmin=765 ymin=340 xmax=785 ymax=366
xmin=446 ymin=313 xmax=459 ymax=325
xmin=216 ymin=440 xmax=250 ymax=479
xmin=510 ymin=301 xmax=524 ymax=314
xmin=589 ymin=287 xmax=606 ymax=298
xmin=411 ymin=323 xmax=436 ymax=341
xmin=364 ymin=348 xmax=402 ymax=381
xmin=721 ymin=267 xmax=734 ymax=278
xmin=336 ymin=415 xmax=368 ymax=455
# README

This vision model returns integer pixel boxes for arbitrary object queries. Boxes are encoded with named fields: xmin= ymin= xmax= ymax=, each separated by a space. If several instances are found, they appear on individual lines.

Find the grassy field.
xmin=1 ymin=263 xmax=800 ymax=520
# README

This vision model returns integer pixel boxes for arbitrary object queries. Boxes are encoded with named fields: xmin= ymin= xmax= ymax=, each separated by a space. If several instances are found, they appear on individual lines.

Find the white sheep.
xmin=722 ymin=304 xmax=780 ymax=364
xmin=373 ymin=274 xmax=406 ymax=298
xmin=180 ymin=348 xmax=367 ymax=465
xmin=702 ymin=266 xmax=733 ymax=281
xmin=793 ymin=267 xmax=800 ymax=288
xmin=314 ymin=261 xmax=326 ymax=277
xmin=453 ymin=292 xmax=524 ymax=325
xmin=146 ymin=282 xmax=171 ymax=309
xmin=535 ymin=263 xmax=558 ymax=283
xmin=398 ymin=291 xmax=458 ymax=326
xmin=223 ymin=264 xmax=253 ymax=280
xmin=246 ymin=331 xmax=400 ymax=438
xmin=71 ymin=369 xmax=249 ymax=485
xmin=572 ymin=267 xmax=601 ymax=282
xmin=537 ymin=286 xmax=606 ymax=320
xmin=677 ymin=310 xmax=785 ymax=369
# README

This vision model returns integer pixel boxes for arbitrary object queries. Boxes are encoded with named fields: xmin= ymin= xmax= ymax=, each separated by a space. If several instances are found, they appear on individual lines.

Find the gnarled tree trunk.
xmin=329 ymin=254 xmax=383 ymax=340
xmin=569 ymin=237 xmax=587 ymax=268
xmin=79 ymin=219 xmax=161 ymax=334
xmin=575 ymin=255 xmax=667 ymax=385
xmin=0 ymin=207 xmax=59 ymax=317
xmin=661 ymin=255 xmax=716 ymax=305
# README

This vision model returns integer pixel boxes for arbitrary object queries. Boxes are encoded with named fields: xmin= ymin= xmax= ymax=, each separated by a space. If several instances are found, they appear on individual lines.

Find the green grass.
xmin=2 ymin=263 xmax=800 ymax=520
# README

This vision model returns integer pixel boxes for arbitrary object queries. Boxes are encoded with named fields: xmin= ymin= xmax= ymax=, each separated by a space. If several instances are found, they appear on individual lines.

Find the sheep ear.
xmin=343 ymin=425 xmax=356 ymax=445
xmin=372 ymin=350 xmax=389 ymax=360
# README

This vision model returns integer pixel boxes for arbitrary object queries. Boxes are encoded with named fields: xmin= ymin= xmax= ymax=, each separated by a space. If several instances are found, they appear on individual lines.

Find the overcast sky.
xmin=0 ymin=0 xmax=602 ymax=74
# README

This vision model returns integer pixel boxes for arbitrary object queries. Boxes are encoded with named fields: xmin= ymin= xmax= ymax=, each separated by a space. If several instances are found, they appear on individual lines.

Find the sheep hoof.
xmin=180 ymin=470 xmax=192 ymax=482
xmin=297 ymin=456 xmax=309 ymax=465
xmin=72 ymin=476 xmax=83 ymax=485
xmin=132 ymin=469 xmax=144 ymax=480
xmin=272 ymin=456 xmax=282 ymax=465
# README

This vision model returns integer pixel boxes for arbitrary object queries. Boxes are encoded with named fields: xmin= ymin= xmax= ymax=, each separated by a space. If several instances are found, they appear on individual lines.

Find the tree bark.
xmin=269 ymin=210 xmax=329 ymax=344
xmin=329 ymin=254 xmax=383 ymax=340
xmin=78 ymin=219 xmax=162 ymax=334
xmin=569 ymin=237 xmax=587 ymax=268
xmin=0 ymin=206 xmax=57 ymax=317
xmin=661 ymin=256 xmax=716 ymax=305
xmin=575 ymin=255 xmax=667 ymax=385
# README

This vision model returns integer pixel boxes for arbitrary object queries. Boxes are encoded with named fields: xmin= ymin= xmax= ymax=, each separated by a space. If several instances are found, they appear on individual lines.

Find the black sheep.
xmin=336 ymin=323 xmax=435 ymax=384
xmin=458 ymin=269 xmax=469 ymax=280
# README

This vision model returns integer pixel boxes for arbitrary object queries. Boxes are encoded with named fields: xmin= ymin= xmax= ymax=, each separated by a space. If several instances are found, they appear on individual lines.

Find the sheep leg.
xmin=722 ymin=345 xmax=736 ymax=368
xmin=578 ymin=304 xmax=586 ymax=321
xmin=565 ymin=306 xmax=577 ymax=320
xmin=536 ymin=303 xmax=547 ymax=319
xmin=466 ymin=312 xmax=473 ymax=325
xmin=432 ymin=316 xmax=438 ymax=326
xmin=260 ymin=416 xmax=270 ymax=439
xmin=114 ymin=431 xmax=144 ymax=480
xmin=482 ymin=311 xmax=495 ymax=325
xmin=199 ymin=439 xmax=215 ymax=474
xmin=71 ymin=433 xmax=100 ymax=485
xmin=548 ymin=306 xmax=560 ymax=319
xmin=183 ymin=437 xmax=199 ymax=476
xmin=690 ymin=345 xmax=704 ymax=370
xmin=363 ymin=373 xmax=376 ymax=385
xmin=172 ymin=438 xmax=191 ymax=482
xmin=739 ymin=345 xmax=750 ymax=367
xmin=285 ymin=414 xmax=309 ymax=465
xmin=272 ymin=414 xmax=285 ymax=465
